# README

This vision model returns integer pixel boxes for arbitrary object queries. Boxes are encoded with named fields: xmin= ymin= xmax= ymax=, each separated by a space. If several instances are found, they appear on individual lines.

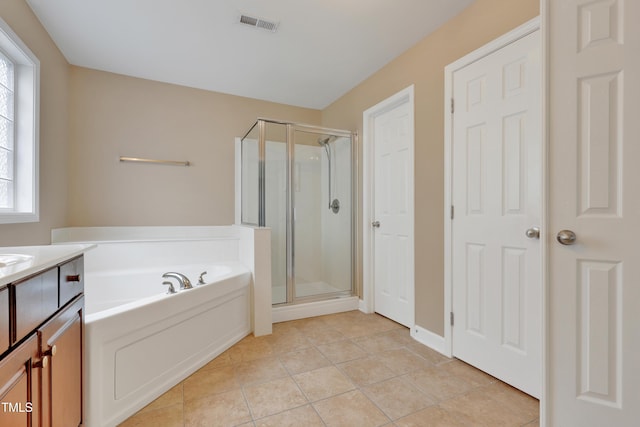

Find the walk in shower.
xmin=239 ymin=119 xmax=357 ymax=305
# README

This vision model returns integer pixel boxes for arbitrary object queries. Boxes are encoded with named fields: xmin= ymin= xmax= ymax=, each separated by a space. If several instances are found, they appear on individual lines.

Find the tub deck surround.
xmin=0 ymin=243 xmax=95 ymax=286
xmin=52 ymin=225 xmax=243 ymax=244
xmin=52 ymin=225 xmax=272 ymax=427
xmin=52 ymin=225 xmax=272 ymax=335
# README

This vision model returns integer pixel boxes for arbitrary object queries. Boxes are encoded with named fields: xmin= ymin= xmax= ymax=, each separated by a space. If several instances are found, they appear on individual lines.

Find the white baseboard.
xmin=358 ymin=298 xmax=372 ymax=313
xmin=272 ymin=296 xmax=359 ymax=323
xmin=410 ymin=324 xmax=450 ymax=357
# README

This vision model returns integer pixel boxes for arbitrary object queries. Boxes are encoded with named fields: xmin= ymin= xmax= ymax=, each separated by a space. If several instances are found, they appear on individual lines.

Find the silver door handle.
xmin=525 ymin=227 xmax=540 ymax=239
xmin=556 ymin=230 xmax=577 ymax=245
xmin=372 ymin=221 xmax=380 ymax=228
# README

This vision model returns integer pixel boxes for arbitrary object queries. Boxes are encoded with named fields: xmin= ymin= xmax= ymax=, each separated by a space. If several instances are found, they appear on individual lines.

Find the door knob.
xmin=525 ymin=227 xmax=540 ymax=239
xmin=556 ymin=230 xmax=577 ymax=245
xmin=372 ymin=221 xmax=380 ymax=228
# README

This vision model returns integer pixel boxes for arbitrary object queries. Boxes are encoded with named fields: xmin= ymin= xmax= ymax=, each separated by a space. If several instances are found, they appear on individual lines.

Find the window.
xmin=0 ymin=51 xmax=15 ymax=209
xmin=0 ymin=17 xmax=39 ymax=224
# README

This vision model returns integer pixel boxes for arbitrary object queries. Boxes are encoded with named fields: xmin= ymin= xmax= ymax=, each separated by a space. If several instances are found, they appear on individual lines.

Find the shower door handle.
xmin=372 ymin=221 xmax=380 ymax=228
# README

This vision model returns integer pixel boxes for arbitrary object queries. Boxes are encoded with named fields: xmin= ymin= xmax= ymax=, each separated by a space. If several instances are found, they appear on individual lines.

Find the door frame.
xmin=361 ymin=85 xmax=415 ymax=328
xmin=443 ymin=15 xmax=547 ymax=409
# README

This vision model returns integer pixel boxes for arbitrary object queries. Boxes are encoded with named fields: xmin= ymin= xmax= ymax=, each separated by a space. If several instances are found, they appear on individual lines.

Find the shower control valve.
xmin=331 ymin=199 xmax=340 ymax=214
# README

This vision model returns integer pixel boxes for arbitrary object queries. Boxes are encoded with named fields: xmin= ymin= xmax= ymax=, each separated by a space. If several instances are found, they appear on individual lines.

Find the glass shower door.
xmin=293 ymin=129 xmax=352 ymax=301
xmin=241 ymin=119 xmax=355 ymax=306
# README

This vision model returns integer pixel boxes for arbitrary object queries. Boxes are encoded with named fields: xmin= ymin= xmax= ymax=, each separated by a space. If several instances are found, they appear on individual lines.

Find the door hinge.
xmin=451 ymin=98 xmax=455 ymax=114
xmin=450 ymin=205 xmax=454 ymax=220
xmin=450 ymin=312 xmax=454 ymax=326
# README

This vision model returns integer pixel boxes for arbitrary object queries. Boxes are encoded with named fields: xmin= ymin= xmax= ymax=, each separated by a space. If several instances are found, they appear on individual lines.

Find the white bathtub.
xmin=86 ymin=262 xmax=250 ymax=427
xmin=52 ymin=226 xmax=272 ymax=427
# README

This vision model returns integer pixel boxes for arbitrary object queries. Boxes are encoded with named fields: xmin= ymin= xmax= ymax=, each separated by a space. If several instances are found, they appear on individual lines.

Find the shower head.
xmin=317 ymin=135 xmax=336 ymax=146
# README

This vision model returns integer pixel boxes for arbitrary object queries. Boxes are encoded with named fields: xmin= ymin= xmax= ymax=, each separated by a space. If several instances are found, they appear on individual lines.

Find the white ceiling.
xmin=26 ymin=0 xmax=474 ymax=109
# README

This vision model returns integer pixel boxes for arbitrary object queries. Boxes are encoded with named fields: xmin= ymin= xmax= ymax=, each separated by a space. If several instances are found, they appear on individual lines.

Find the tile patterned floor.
xmin=119 ymin=311 xmax=539 ymax=427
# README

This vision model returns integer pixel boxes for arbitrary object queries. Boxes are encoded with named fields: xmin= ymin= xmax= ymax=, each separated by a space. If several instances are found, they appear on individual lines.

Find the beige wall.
xmin=322 ymin=0 xmax=539 ymax=335
xmin=2 ymin=0 xmax=539 ymax=336
xmin=68 ymin=67 xmax=320 ymax=226
xmin=0 ymin=1 xmax=70 ymax=246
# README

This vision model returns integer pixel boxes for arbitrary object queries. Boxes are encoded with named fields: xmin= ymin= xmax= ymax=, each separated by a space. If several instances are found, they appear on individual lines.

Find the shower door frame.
xmin=241 ymin=118 xmax=358 ymax=306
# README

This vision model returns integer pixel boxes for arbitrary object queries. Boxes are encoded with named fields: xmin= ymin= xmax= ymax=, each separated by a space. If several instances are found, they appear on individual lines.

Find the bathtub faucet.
xmin=162 ymin=272 xmax=194 ymax=290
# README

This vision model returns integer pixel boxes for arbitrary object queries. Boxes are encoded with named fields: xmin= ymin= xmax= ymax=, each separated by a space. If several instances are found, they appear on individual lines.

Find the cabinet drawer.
xmin=14 ymin=268 xmax=58 ymax=344
xmin=0 ymin=287 xmax=8 ymax=354
xmin=59 ymin=257 xmax=84 ymax=308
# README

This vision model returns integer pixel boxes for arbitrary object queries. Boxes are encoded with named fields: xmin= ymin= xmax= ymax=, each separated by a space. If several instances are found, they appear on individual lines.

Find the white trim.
xmin=539 ymin=3 xmax=549 ymax=425
xmin=358 ymin=298 xmax=371 ymax=314
xmin=272 ymin=296 xmax=359 ymax=323
xmin=362 ymin=85 xmax=415 ymax=324
xmin=411 ymin=325 xmax=448 ymax=357
xmin=443 ymin=64 xmax=454 ymax=357
xmin=445 ymin=17 xmax=541 ymax=73
xmin=443 ymin=16 xmax=541 ymax=362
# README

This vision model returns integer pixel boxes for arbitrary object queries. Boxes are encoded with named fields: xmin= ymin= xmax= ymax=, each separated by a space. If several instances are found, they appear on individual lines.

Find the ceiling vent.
xmin=239 ymin=14 xmax=279 ymax=32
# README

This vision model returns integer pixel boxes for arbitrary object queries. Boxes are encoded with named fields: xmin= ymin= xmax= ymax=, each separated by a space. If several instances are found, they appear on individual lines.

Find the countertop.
xmin=0 ymin=244 xmax=95 ymax=287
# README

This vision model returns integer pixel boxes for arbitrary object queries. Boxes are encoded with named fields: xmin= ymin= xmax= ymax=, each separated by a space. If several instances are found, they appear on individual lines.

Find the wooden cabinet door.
xmin=39 ymin=296 xmax=83 ymax=427
xmin=0 ymin=334 xmax=39 ymax=427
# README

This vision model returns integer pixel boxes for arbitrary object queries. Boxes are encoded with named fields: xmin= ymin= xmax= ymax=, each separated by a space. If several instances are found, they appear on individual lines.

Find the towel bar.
xmin=119 ymin=156 xmax=190 ymax=167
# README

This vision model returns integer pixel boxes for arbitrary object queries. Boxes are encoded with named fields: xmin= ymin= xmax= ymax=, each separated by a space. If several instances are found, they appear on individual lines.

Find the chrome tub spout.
xmin=162 ymin=272 xmax=193 ymax=290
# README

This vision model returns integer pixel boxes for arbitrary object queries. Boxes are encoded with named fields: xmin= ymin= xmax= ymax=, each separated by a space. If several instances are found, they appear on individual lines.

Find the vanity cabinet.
xmin=0 ymin=255 xmax=85 ymax=427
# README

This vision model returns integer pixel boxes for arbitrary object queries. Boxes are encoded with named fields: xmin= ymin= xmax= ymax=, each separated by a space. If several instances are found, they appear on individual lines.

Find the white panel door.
xmin=373 ymin=100 xmax=414 ymax=328
xmin=547 ymin=0 xmax=640 ymax=424
xmin=451 ymin=30 xmax=541 ymax=397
